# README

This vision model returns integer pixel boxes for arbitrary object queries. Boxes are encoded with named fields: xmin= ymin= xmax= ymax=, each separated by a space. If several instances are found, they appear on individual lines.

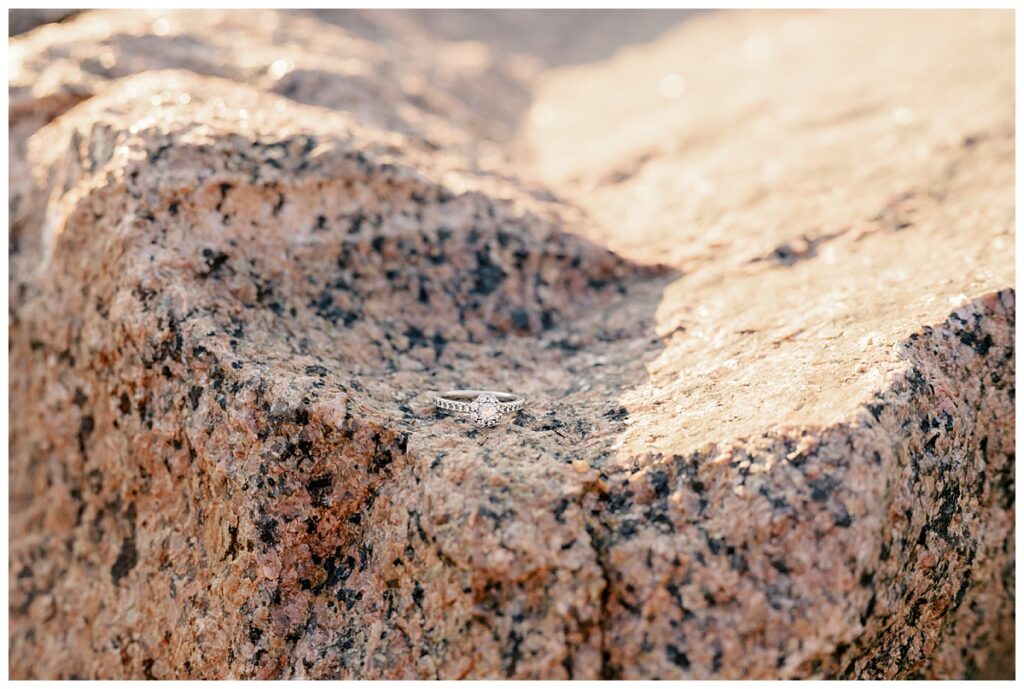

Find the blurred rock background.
xmin=9 ymin=8 xmax=78 ymax=36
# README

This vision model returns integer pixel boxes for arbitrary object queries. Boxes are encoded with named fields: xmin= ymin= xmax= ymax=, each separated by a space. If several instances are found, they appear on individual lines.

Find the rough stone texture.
xmin=9 ymin=9 xmax=1014 ymax=680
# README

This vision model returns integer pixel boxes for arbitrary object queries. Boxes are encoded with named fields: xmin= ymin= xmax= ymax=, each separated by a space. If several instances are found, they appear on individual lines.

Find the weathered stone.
xmin=9 ymin=9 xmax=1014 ymax=680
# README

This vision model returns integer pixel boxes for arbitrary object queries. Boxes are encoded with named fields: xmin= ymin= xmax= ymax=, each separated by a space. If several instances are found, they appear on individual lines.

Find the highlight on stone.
xmin=8 ymin=8 xmax=1014 ymax=680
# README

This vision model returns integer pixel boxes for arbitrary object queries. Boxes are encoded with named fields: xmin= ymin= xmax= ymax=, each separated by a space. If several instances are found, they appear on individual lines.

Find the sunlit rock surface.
xmin=9 ymin=9 xmax=1014 ymax=679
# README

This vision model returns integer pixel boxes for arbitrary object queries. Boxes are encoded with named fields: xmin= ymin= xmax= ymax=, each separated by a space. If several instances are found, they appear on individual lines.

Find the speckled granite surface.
xmin=9 ymin=9 xmax=1014 ymax=679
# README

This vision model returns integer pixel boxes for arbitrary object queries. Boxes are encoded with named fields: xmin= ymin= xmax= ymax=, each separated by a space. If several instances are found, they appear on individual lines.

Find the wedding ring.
xmin=434 ymin=390 xmax=525 ymax=427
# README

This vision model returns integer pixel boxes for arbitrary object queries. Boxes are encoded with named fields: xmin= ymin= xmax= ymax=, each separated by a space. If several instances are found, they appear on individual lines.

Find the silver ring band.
xmin=434 ymin=390 xmax=525 ymax=427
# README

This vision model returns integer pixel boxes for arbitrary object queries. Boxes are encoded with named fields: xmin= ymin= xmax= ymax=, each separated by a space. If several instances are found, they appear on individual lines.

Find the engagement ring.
xmin=434 ymin=390 xmax=525 ymax=427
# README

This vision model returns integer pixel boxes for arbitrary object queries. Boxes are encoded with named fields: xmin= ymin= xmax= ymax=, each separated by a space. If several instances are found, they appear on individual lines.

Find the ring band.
xmin=434 ymin=390 xmax=525 ymax=427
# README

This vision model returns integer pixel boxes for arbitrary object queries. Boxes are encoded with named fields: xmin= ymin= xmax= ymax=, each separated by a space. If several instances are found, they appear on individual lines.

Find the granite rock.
xmin=9 ymin=9 xmax=1015 ymax=679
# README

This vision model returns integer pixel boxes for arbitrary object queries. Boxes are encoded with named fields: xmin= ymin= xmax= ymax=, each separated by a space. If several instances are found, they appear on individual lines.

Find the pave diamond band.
xmin=434 ymin=390 xmax=525 ymax=427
